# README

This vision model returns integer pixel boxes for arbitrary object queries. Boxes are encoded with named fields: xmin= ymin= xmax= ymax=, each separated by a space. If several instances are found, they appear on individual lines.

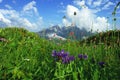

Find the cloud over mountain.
xmin=62 ymin=0 xmax=112 ymax=32
xmin=0 ymin=0 xmax=119 ymax=32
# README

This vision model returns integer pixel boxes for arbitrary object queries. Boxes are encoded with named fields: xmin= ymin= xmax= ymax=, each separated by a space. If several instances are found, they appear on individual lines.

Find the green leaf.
xmin=73 ymin=72 xmax=78 ymax=80
xmin=93 ymin=69 xmax=99 ymax=80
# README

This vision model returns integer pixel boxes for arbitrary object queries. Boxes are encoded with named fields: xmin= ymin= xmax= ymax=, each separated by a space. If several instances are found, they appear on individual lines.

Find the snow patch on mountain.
xmin=47 ymin=33 xmax=66 ymax=40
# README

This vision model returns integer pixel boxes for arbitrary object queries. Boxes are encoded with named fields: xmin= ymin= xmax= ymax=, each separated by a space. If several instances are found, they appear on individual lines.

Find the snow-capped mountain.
xmin=37 ymin=25 xmax=94 ymax=40
xmin=47 ymin=33 xmax=66 ymax=40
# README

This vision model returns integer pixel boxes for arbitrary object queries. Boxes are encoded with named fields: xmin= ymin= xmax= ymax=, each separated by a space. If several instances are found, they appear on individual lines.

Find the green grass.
xmin=0 ymin=27 xmax=120 ymax=80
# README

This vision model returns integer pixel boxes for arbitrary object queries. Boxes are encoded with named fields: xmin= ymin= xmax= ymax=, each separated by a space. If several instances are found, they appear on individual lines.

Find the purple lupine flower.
xmin=78 ymin=54 xmax=88 ymax=60
xmin=56 ymin=52 xmax=62 ymax=60
xmin=57 ymin=52 xmax=63 ymax=57
xmin=62 ymin=55 xmax=75 ymax=64
xmin=78 ymin=54 xmax=83 ymax=59
xmin=52 ymin=50 xmax=75 ymax=64
xmin=61 ymin=50 xmax=65 ymax=54
xmin=83 ymin=54 xmax=88 ymax=59
xmin=62 ymin=56 xmax=70 ymax=64
xmin=52 ymin=50 xmax=57 ymax=57
xmin=61 ymin=52 xmax=69 ymax=58
xmin=98 ymin=62 xmax=105 ymax=67
xmin=69 ymin=56 xmax=75 ymax=61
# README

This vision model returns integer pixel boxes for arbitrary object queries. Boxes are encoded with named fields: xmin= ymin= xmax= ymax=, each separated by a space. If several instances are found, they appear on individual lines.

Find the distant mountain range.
xmin=37 ymin=25 xmax=94 ymax=40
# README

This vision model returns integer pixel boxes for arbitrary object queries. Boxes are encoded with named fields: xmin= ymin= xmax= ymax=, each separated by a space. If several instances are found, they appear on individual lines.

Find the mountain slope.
xmin=38 ymin=25 xmax=94 ymax=40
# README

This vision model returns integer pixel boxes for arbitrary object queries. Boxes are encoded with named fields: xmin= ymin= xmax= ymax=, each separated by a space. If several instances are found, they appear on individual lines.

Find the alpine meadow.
xmin=0 ymin=0 xmax=120 ymax=80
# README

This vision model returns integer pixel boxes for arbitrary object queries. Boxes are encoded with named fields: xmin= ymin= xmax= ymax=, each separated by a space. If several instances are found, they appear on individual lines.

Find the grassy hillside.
xmin=0 ymin=27 xmax=120 ymax=80
xmin=0 ymin=27 xmax=59 ymax=79
xmin=81 ymin=30 xmax=120 ymax=46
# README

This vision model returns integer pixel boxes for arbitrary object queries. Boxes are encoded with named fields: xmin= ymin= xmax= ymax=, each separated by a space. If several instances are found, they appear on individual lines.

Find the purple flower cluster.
xmin=78 ymin=54 xmax=88 ymax=60
xmin=52 ymin=50 xmax=75 ymax=64
xmin=52 ymin=50 xmax=105 ymax=67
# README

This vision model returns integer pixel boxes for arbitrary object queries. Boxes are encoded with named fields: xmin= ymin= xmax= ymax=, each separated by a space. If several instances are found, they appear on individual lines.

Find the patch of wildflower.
xmin=78 ymin=54 xmax=88 ymax=60
xmin=52 ymin=50 xmax=75 ymax=64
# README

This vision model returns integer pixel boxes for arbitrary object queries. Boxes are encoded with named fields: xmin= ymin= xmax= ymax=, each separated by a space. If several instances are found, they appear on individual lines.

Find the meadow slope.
xmin=0 ymin=27 xmax=120 ymax=80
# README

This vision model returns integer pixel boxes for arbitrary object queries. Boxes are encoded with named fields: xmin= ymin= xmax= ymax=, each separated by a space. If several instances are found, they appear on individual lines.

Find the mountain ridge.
xmin=37 ymin=25 xmax=94 ymax=40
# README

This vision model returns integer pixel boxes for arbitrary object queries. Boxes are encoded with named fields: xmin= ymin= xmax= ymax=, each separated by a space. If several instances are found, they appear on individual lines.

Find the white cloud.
xmin=62 ymin=17 xmax=71 ymax=27
xmin=87 ymin=0 xmax=93 ymax=5
xmin=0 ymin=0 xmax=2 ymax=3
xmin=74 ymin=0 xmax=86 ymax=8
xmin=0 ymin=1 xmax=44 ymax=32
xmin=75 ymin=0 xmax=112 ymax=12
xmin=23 ymin=1 xmax=38 ymax=15
xmin=92 ymin=0 xmax=112 ymax=8
xmin=66 ymin=5 xmax=79 ymax=22
xmin=0 ymin=13 xmax=11 ymax=25
xmin=5 ymin=4 xmax=12 ymax=9
xmin=93 ymin=0 xmax=102 ymax=7
xmin=102 ymin=2 xmax=114 ymax=10
xmin=65 ymin=5 xmax=110 ymax=32
xmin=93 ymin=17 xmax=109 ymax=31
xmin=91 ymin=8 xmax=101 ymax=13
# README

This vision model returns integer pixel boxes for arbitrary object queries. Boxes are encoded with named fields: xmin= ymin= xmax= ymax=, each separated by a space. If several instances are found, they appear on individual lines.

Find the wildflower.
xmin=69 ymin=56 xmax=75 ymax=61
xmin=98 ymin=62 xmax=105 ymax=67
xmin=78 ymin=54 xmax=83 ymax=59
xmin=69 ymin=32 xmax=74 ymax=36
xmin=83 ymin=54 xmax=88 ymax=59
xmin=78 ymin=54 xmax=88 ymax=60
xmin=61 ymin=50 xmax=65 ymax=54
xmin=62 ymin=56 xmax=70 ymax=64
xmin=52 ymin=50 xmax=74 ymax=64
xmin=58 ymin=53 xmax=63 ymax=60
xmin=61 ymin=52 xmax=68 ymax=58
xmin=52 ymin=50 xmax=57 ymax=57
xmin=62 ymin=55 xmax=75 ymax=64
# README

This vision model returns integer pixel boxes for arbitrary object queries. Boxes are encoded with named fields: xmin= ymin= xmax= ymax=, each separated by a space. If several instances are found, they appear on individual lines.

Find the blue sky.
xmin=0 ymin=0 xmax=120 ymax=32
